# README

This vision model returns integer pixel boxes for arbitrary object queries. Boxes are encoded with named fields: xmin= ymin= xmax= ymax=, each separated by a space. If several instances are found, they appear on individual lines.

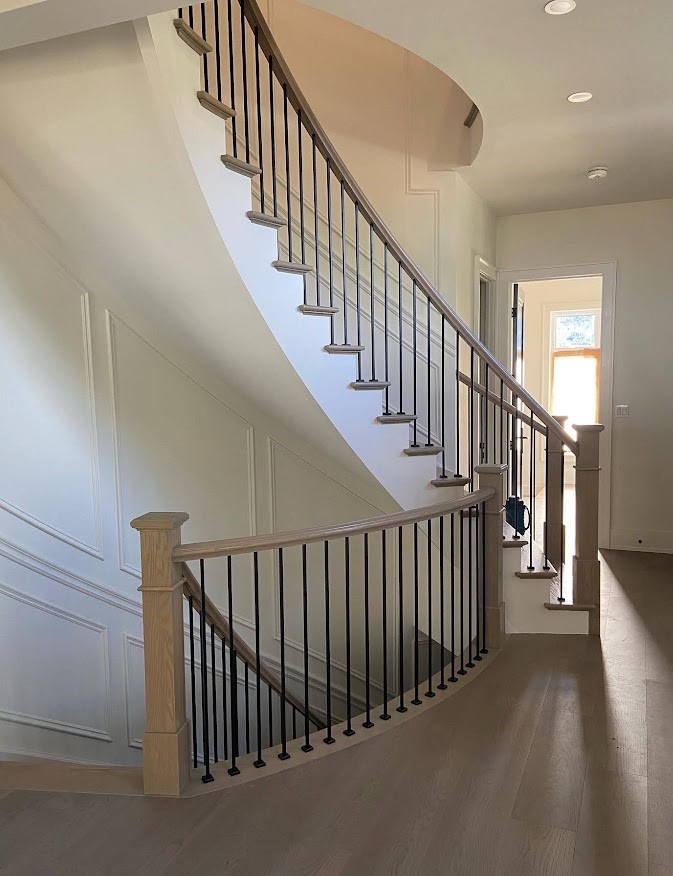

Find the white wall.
xmin=265 ymin=0 xmax=495 ymax=327
xmin=0 ymin=179 xmax=395 ymax=764
xmin=497 ymin=199 xmax=673 ymax=553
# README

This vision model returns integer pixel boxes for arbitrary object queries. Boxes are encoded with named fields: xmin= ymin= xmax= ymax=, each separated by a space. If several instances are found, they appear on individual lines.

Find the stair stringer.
xmin=135 ymin=13 xmax=447 ymax=512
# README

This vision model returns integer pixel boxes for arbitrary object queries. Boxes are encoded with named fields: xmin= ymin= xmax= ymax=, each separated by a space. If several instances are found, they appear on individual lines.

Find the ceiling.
xmin=297 ymin=0 xmax=673 ymax=216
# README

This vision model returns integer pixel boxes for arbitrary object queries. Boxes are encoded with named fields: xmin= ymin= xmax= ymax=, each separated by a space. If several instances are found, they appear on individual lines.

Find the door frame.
xmin=496 ymin=262 xmax=616 ymax=550
xmin=473 ymin=255 xmax=498 ymax=350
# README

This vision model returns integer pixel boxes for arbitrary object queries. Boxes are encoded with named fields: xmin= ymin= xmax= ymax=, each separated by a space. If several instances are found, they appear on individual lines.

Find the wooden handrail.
xmin=182 ymin=564 xmax=326 ymax=729
xmin=174 ymin=488 xmax=494 ymax=561
xmin=458 ymin=371 xmax=578 ymax=452
xmin=236 ymin=0 xmax=572 ymax=452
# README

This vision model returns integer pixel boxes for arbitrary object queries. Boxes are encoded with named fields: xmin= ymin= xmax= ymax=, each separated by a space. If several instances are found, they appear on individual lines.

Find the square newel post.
xmin=474 ymin=464 xmax=507 ymax=650
xmin=544 ymin=415 xmax=568 ymax=572
xmin=130 ymin=512 xmax=191 ymax=796
xmin=572 ymin=425 xmax=604 ymax=635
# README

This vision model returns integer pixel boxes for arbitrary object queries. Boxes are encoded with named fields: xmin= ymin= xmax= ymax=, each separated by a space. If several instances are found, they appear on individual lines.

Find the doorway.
xmin=496 ymin=264 xmax=615 ymax=550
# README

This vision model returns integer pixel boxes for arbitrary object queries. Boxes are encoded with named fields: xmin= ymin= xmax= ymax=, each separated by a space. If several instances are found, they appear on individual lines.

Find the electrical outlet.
xmin=615 ymin=404 xmax=629 ymax=418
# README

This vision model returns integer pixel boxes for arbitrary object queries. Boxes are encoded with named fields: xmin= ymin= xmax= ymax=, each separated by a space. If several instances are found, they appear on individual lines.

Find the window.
xmin=550 ymin=309 xmax=600 ymax=439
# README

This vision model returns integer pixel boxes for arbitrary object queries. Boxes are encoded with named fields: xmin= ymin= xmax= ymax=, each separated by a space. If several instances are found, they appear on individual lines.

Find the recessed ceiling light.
xmin=544 ymin=0 xmax=576 ymax=14
xmin=588 ymin=166 xmax=608 ymax=180
xmin=568 ymin=91 xmax=593 ymax=103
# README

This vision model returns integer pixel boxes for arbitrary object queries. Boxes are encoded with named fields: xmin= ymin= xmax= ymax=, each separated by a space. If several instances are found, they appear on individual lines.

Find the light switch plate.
xmin=615 ymin=404 xmax=629 ymax=418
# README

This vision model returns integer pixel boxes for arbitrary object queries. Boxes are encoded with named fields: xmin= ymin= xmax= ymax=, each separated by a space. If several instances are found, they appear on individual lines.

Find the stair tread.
xmin=173 ymin=18 xmax=212 ymax=54
xmin=404 ymin=444 xmax=443 ymax=457
xmin=324 ymin=344 xmax=365 ymax=353
xmin=431 ymin=475 xmax=470 ymax=487
xmin=515 ymin=569 xmax=557 ymax=580
xmin=350 ymin=381 xmax=391 ymax=390
xmin=503 ymin=538 xmax=529 ymax=548
xmin=221 ymin=154 xmax=262 ymax=177
xmin=544 ymin=601 xmax=596 ymax=612
xmin=298 ymin=304 xmax=338 ymax=315
xmin=377 ymin=413 xmax=417 ymax=424
xmin=247 ymin=211 xmax=285 ymax=229
xmin=197 ymin=90 xmax=235 ymax=120
xmin=272 ymin=260 xmax=314 ymax=275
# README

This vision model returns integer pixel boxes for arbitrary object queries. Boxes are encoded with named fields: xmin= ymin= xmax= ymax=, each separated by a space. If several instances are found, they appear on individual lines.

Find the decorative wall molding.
xmin=0 ymin=216 xmax=104 ymax=559
xmin=122 ymin=633 xmax=145 ymax=750
xmin=105 ymin=310 xmax=258 ymax=579
xmin=0 ymin=580 xmax=112 ymax=742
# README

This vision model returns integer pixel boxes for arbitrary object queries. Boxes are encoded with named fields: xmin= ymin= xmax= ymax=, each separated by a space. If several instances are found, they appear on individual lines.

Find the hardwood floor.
xmin=1 ymin=549 xmax=671 ymax=875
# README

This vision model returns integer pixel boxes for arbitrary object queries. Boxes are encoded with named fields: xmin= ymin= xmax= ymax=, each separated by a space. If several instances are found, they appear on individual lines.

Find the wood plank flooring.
xmin=1 ymin=548 xmax=671 ymax=875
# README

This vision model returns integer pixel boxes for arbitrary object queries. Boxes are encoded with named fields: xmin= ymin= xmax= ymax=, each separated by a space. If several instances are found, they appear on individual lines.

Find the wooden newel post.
xmin=572 ymin=424 xmax=604 ymax=635
xmin=544 ymin=414 xmax=568 ymax=572
xmin=130 ymin=512 xmax=191 ymax=796
xmin=474 ymin=464 xmax=507 ymax=649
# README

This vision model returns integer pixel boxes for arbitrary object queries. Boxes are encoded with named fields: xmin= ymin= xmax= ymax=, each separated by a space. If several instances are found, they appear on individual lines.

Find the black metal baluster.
xmin=369 ymin=223 xmax=377 ymax=381
xmin=252 ymin=552 xmax=265 ymax=768
xmin=486 ymin=363 xmax=491 ymax=464
xmin=188 ymin=4 xmax=193 ymax=29
xmin=363 ymin=533 xmax=373 ymax=728
xmin=426 ymin=518 xmax=435 ymax=697
xmin=397 ymin=526 xmax=407 ymax=712
xmin=221 ymin=637 xmax=228 ymax=761
xmin=239 ymin=0 xmax=250 ymax=164
xmin=355 ymin=203 xmax=362 ymax=378
xmin=470 ymin=348 xmax=475 ymax=485
xmin=282 ymin=84 xmax=292 ymax=262
xmin=268 ymin=56 xmax=277 ymax=215
xmin=474 ymin=505 xmax=481 ymax=661
xmin=425 ymin=298 xmax=432 ymax=447
xmin=199 ymin=559 xmax=214 ymax=782
xmin=412 ymin=522 xmax=421 ymax=705
xmin=340 ymin=181 xmax=348 ymax=344
xmin=210 ymin=624 xmax=218 ymax=762
xmin=254 ymin=27 xmax=264 ymax=211
xmin=297 ymin=112 xmax=306 ymax=301
xmin=292 ymin=706 xmax=297 ymax=740
xmin=301 ymin=544 xmax=313 ymax=752
xmin=227 ymin=557 xmax=240 ymax=776
xmin=244 ymin=661 xmax=250 ymax=754
xmin=213 ymin=0 xmax=222 ymax=103
xmin=481 ymin=501 xmax=488 ymax=654
xmin=277 ymin=547 xmax=289 ymax=760
xmin=449 ymin=513 xmax=457 ymax=682
xmin=323 ymin=541 xmax=335 ymax=743
xmin=344 ymin=537 xmax=355 ymax=736
xmin=200 ymin=3 xmax=208 ymax=94
xmin=500 ymin=379 xmax=505 ymax=464
xmin=327 ymin=160 xmax=335 ymax=343
xmin=438 ymin=516 xmax=447 ymax=689
xmin=383 ymin=243 xmax=390 ymax=412
xmin=528 ymin=419 xmax=536 ymax=571
xmin=268 ymin=685 xmax=273 ymax=748
xmin=455 ymin=330 xmax=462 ymax=477
xmin=312 ymin=136 xmax=320 ymax=305
xmin=440 ymin=318 xmax=447 ymax=477
xmin=544 ymin=425 xmax=551 ymax=571
xmin=380 ymin=528 xmax=390 ymax=719
xmin=226 ymin=0 xmax=237 ymax=157
xmin=458 ymin=512 xmax=466 ymax=675
xmin=411 ymin=281 xmax=418 ymax=447
xmin=188 ymin=595 xmax=198 ymax=768
xmin=398 ymin=264 xmax=405 ymax=414
xmin=466 ymin=505 xmax=475 ymax=670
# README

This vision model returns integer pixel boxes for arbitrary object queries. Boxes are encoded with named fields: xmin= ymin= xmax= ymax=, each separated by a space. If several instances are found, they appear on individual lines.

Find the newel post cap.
xmin=130 ymin=512 xmax=189 ymax=531
xmin=552 ymin=414 xmax=569 ymax=425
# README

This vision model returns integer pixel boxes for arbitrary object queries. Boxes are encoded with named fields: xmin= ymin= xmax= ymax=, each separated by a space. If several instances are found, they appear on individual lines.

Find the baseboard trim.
xmin=609 ymin=529 xmax=673 ymax=554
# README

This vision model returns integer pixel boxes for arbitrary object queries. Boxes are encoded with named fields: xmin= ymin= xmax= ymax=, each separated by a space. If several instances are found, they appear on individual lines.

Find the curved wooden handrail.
xmin=182 ymin=564 xmax=326 ymax=729
xmin=174 ymin=488 xmax=494 ymax=561
xmin=457 ymin=371 xmax=578 ymax=451
xmin=238 ymin=0 xmax=572 ymax=452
